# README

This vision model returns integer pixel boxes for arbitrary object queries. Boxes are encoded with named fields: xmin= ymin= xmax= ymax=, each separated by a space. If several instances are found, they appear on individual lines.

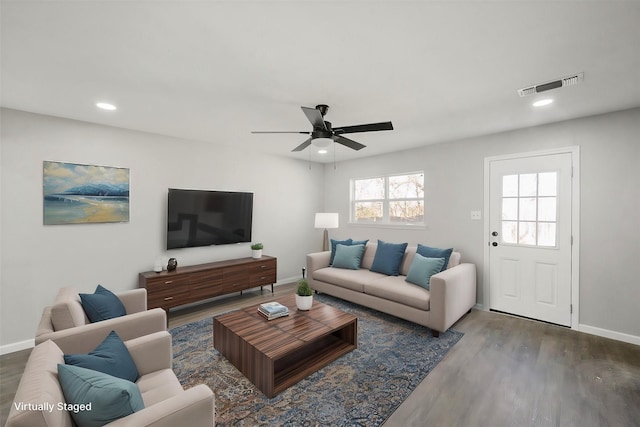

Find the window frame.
xmin=350 ymin=171 xmax=425 ymax=228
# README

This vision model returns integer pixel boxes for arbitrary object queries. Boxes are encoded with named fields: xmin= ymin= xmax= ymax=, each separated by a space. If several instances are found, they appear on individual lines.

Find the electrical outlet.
xmin=470 ymin=210 xmax=482 ymax=220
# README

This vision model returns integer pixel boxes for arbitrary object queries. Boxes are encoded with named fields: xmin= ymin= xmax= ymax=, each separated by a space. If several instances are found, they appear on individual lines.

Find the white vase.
xmin=295 ymin=294 xmax=313 ymax=311
xmin=252 ymin=249 xmax=262 ymax=259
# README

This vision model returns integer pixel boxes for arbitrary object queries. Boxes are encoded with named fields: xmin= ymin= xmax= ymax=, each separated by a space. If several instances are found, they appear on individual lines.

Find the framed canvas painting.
xmin=43 ymin=161 xmax=130 ymax=225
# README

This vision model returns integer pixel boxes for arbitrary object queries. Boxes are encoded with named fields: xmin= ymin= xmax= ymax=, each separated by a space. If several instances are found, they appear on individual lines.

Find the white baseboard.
xmin=1 ymin=338 xmax=34 ymax=356
xmin=577 ymin=323 xmax=640 ymax=346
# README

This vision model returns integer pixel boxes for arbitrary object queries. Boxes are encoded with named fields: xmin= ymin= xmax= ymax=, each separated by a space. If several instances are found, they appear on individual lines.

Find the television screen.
xmin=167 ymin=189 xmax=253 ymax=249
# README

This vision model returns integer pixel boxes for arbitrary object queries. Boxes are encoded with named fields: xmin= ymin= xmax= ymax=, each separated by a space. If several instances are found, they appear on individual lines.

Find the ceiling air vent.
xmin=518 ymin=72 xmax=584 ymax=97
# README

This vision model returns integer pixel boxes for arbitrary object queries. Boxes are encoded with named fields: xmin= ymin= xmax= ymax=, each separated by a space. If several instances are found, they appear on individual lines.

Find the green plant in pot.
xmin=295 ymin=279 xmax=314 ymax=311
xmin=251 ymin=243 xmax=263 ymax=259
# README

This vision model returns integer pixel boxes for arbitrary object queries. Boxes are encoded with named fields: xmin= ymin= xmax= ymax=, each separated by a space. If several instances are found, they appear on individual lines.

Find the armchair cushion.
xmin=57 ymin=364 xmax=145 ymax=427
xmin=64 ymin=330 xmax=139 ymax=382
xmin=79 ymin=285 xmax=127 ymax=322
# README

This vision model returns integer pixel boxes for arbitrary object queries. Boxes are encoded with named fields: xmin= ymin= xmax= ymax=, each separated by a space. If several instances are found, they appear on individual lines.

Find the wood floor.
xmin=2 ymin=283 xmax=639 ymax=426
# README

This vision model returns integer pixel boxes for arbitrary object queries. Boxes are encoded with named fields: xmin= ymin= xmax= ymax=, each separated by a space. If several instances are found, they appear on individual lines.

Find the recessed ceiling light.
xmin=96 ymin=102 xmax=117 ymax=111
xmin=532 ymin=99 xmax=553 ymax=107
xmin=318 ymin=149 xmax=328 ymax=154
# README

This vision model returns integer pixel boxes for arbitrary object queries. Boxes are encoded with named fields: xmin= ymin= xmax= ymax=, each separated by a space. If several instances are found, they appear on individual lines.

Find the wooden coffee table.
xmin=213 ymin=294 xmax=357 ymax=398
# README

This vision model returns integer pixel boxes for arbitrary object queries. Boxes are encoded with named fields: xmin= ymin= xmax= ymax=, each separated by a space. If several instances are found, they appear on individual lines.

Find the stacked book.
xmin=258 ymin=301 xmax=289 ymax=320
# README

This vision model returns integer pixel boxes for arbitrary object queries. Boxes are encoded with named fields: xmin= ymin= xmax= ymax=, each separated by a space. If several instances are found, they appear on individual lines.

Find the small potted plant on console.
xmin=251 ymin=242 xmax=263 ymax=259
xmin=296 ymin=279 xmax=314 ymax=311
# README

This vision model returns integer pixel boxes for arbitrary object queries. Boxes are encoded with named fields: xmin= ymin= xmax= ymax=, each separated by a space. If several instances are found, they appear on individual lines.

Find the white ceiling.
xmin=2 ymin=1 xmax=640 ymax=163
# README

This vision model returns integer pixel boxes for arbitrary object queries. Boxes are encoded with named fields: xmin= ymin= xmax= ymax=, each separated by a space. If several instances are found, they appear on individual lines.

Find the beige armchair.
xmin=35 ymin=287 xmax=167 ymax=354
xmin=6 ymin=331 xmax=215 ymax=427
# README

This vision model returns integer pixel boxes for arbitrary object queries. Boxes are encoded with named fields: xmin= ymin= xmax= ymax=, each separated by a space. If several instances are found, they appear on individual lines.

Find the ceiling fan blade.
xmin=333 ymin=121 xmax=393 ymax=134
xmin=291 ymin=137 xmax=313 ymax=152
xmin=251 ymin=131 xmax=310 ymax=134
xmin=301 ymin=106 xmax=327 ymax=130
xmin=333 ymin=135 xmax=366 ymax=151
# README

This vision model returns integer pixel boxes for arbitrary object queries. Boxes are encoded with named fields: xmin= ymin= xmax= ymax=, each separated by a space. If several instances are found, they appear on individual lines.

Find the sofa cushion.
xmin=405 ymin=254 xmax=445 ymax=289
xmin=64 ymin=330 xmax=139 ymax=382
xmin=136 ymin=369 xmax=185 ymax=406
xmin=360 ymin=242 xmax=378 ymax=270
xmin=364 ymin=276 xmax=431 ymax=311
xmin=80 ymin=285 xmax=127 ymax=323
xmin=313 ymin=267 xmax=387 ymax=293
xmin=329 ymin=238 xmax=352 ymax=265
xmin=57 ymin=364 xmax=144 ymax=427
xmin=370 ymin=240 xmax=408 ymax=276
xmin=6 ymin=340 xmax=74 ymax=427
xmin=332 ymin=244 xmax=366 ymax=270
xmin=51 ymin=287 xmax=89 ymax=331
xmin=417 ymin=244 xmax=453 ymax=273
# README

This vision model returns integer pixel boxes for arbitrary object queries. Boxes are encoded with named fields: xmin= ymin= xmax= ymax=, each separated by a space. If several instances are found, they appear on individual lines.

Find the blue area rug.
xmin=170 ymin=294 xmax=463 ymax=426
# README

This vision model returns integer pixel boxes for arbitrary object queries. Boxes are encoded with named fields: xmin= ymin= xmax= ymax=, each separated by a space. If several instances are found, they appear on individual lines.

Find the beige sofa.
xmin=6 ymin=331 xmax=215 ymax=427
xmin=307 ymin=242 xmax=476 ymax=336
xmin=35 ymin=287 xmax=167 ymax=354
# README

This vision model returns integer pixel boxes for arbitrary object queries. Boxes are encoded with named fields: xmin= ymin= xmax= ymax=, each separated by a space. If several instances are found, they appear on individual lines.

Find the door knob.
xmin=492 ymin=242 xmax=498 ymax=247
xmin=491 ymin=231 xmax=498 ymax=236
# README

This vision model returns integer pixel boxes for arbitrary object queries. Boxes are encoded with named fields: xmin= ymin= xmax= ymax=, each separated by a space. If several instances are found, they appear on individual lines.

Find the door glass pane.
xmin=519 ymin=173 xmax=537 ymax=197
xmin=502 ymin=221 xmax=518 ymax=244
xmin=519 ymin=198 xmax=537 ymax=221
xmin=538 ymin=197 xmax=557 ymax=221
xmin=538 ymin=172 xmax=557 ymax=196
xmin=502 ymin=198 xmax=518 ymax=220
xmin=538 ymin=223 xmax=557 ymax=246
xmin=503 ymin=175 xmax=518 ymax=197
xmin=519 ymin=221 xmax=537 ymax=245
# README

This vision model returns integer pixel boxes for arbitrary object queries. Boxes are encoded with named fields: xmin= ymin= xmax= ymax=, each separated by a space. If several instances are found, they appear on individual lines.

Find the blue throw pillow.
xmin=80 ymin=285 xmax=126 ymax=322
xmin=332 ymin=244 xmax=366 ymax=270
xmin=351 ymin=239 xmax=369 ymax=247
xmin=64 ymin=331 xmax=139 ymax=382
xmin=329 ymin=238 xmax=353 ymax=265
xmin=416 ymin=244 xmax=454 ymax=272
xmin=58 ymin=364 xmax=144 ymax=427
xmin=370 ymin=240 xmax=408 ymax=276
xmin=405 ymin=254 xmax=446 ymax=289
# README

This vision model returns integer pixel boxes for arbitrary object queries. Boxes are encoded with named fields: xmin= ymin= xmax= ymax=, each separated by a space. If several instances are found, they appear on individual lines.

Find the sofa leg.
xmin=432 ymin=330 xmax=440 ymax=338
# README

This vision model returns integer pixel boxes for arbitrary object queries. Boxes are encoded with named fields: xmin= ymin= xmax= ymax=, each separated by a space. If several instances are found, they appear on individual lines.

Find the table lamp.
xmin=315 ymin=213 xmax=339 ymax=251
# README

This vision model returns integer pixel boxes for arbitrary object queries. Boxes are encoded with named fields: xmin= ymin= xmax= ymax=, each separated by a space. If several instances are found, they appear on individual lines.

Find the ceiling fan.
xmin=251 ymin=104 xmax=393 ymax=152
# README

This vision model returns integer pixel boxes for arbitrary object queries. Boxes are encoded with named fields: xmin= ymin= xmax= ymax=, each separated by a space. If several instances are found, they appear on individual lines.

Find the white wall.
xmin=0 ymin=108 xmax=325 ymax=351
xmin=323 ymin=108 xmax=640 ymax=340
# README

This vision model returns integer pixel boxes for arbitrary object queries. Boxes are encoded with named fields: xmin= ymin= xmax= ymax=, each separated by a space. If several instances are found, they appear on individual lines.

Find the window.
xmin=351 ymin=172 xmax=424 ymax=225
xmin=501 ymin=172 xmax=558 ymax=247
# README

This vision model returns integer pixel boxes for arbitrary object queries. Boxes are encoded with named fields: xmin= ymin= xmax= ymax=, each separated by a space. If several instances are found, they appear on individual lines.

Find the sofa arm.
xmin=428 ymin=263 xmax=477 ymax=332
xmin=306 ymin=251 xmax=331 ymax=277
xmin=34 ymin=308 xmax=167 ymax=354
xmin=118 ymin=288 xmax=148 ymax=313
xmin=125 ymin=331 xmax=173 ymax=375
xmin=105 ymin=384 xmax=215 ymax=427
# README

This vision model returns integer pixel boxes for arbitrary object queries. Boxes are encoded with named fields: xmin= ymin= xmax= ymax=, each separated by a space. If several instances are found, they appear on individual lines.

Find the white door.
xmin=488 ymin=152 xmax=573 ymax=326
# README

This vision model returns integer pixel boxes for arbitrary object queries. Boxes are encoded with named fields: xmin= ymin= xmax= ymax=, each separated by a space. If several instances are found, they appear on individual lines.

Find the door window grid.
xmin=501 ymin=172 xmax=558 ymax=247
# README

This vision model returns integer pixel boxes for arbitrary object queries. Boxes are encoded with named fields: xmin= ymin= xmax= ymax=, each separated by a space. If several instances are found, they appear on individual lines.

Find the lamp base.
xmin=322 ymin=229 xmax=329 ymax=252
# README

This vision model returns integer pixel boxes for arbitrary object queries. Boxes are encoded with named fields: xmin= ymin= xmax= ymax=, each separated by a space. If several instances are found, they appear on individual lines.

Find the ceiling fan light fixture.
xmin=318 ymin=149 xmax=328 ymax=154
xmin=96 ymin=102 xmax=117 ymax=111
xmin=312 ymin=137 xmax=333 ymax=147
xmin=533 ymin=98 xmax=554 ymax=107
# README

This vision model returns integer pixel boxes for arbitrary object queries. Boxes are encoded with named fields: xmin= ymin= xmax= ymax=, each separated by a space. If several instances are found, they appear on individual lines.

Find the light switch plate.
xmin=471 ymin=210 xmax=482 ymax=220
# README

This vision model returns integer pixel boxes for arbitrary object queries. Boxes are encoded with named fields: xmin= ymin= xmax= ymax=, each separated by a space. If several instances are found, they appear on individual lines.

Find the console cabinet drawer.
xmin=139 ymin=256 xmax=277 ymax=312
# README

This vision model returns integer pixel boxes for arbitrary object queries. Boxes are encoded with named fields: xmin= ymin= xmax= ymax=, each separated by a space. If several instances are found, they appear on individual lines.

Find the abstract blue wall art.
xmin=43 ymin=161 xmax=130 ymax=225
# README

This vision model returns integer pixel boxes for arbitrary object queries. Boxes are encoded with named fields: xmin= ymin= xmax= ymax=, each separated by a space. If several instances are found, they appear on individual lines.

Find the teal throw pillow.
xmin=64 ymin=330 xmax=139 ymax=382
xmin=57 ymin=364 xmax=144 ymax=427
xmin=351 ymin=239 xmax=369 ymax=247
xmin=330 ymin=238 xmax=353 ymax=265
xmin=370 ymin=240 xmax=408 ymax=276
xmin=332 ymin=244 xmax=366 ymax=270
xmin=405 ymin=254 xmax=446 ymax=289
xmin=80 ymin=285 xmax=126 ymax=323
xmin=416 ymin=244 xmax=453 ymax=272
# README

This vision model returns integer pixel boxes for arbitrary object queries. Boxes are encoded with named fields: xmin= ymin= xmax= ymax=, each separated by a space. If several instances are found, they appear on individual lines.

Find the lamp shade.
xmin=314 ymin=213 xmax=339 ymax=229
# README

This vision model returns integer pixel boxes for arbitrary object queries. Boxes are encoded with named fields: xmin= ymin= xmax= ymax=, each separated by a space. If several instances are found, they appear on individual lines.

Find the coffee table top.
xmin=214 ymin=294 xmax=357 ymax=360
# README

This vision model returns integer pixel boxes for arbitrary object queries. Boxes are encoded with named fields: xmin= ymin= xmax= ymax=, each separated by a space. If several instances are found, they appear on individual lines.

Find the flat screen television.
xmin=167 ymin=188 xmax=253 ymax=250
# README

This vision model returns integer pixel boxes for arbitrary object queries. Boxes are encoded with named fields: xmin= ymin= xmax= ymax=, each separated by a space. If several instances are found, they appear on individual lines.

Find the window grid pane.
xmin=500 ymin=172 xmax=558 ymax=247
